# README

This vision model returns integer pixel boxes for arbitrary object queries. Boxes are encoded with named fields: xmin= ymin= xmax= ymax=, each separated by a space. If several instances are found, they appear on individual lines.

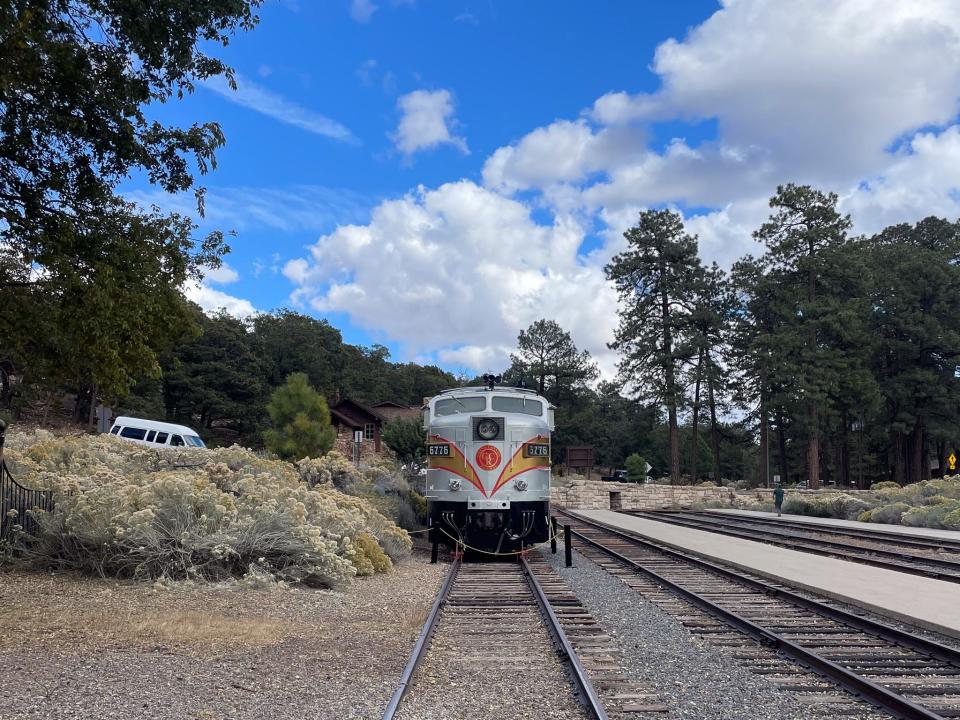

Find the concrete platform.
xmin=573 ymin=508 xmax=960 ymax=641
xmin=707 ymin=508 xmax=960 ymax=541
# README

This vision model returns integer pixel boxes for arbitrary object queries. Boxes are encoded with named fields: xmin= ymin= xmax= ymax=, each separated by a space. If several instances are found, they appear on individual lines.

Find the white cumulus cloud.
xmin=280 ymin=0 xmax=960 ymax=376
xmin=183 ymin=281 xmax=257 ymax=319
xmin=203 ymin=262 xmax=240 ymax=285
xmin=392 ymin=89 xmax=468 ymax=157
xmin=589 ymin=0 xmax=960 ymax=184
xmin=284 ymin=181 xmax=618 ymax=373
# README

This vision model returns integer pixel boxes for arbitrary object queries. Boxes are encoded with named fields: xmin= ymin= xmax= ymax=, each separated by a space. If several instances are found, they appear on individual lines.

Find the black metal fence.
xmin=1 ymin=459 xmax=53 ymax=539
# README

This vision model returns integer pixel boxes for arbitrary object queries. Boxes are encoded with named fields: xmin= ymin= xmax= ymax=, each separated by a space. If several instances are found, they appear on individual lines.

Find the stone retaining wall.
xmin=550 ymin=477 xmax=869 ymax=511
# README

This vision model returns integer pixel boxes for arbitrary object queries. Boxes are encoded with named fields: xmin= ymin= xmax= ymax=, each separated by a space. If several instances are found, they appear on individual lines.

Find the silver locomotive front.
xmin=423 ymin=386 xmax=553 ymax=553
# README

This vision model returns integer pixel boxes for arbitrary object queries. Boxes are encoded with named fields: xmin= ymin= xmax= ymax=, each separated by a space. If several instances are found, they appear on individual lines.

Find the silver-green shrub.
xmin=5 ymin=432 xmax=411 ymax=587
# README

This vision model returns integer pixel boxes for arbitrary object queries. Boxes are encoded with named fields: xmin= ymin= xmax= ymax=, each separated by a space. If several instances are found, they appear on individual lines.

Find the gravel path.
xmin=541 ymin=546 xmax=885 ymax=720
xmin=0 ymin=558 xmax=446 ymax=720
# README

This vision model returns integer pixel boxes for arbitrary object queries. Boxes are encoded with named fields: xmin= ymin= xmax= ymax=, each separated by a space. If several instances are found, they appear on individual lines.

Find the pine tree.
xmin=753 ymin=184 xmax=870 ymax=489
xmin=730 ymin=256 xmax=796 ymax=486
xmin=264 ymin=373 xmax=337 ymax=461
xmin=605 ymin=209 xmax=700 ymax=484
xmin=685 ymin=263 xmax=734 ymax=484
xmin=869 ymin=217 xmax=960 ymax=483
xmin=510 ymin=319 xmax=598 ymax=399
xmin=382 ymin=418 xmax=427 ymax=465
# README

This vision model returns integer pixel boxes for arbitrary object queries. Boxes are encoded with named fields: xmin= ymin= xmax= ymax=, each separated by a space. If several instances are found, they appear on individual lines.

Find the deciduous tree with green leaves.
xmin=606 ymin=209 xmax=700 ymax=484
xmin=264 ymin=373 xmax=336 ymax=460
xmin=0 ymin=0 xmax=260 ymax=399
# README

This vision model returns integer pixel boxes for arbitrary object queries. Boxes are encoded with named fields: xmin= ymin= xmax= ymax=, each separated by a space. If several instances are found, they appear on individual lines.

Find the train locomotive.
xmin=423 ymin=379 xmax=553 ymax=553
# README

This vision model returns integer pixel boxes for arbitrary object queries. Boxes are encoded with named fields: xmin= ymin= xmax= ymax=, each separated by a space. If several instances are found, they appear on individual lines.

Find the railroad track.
xmin=623 ymin=510 xmax=960 ymax=583
xmin=384 ymin=554 xmax=668 ymax=720
xmin=558 ymin=509 xmax=960 ymax=720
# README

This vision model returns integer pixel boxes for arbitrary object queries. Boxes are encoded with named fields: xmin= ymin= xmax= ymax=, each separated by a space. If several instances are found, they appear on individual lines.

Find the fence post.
xmin=564 ymin=524 xmax=573 ymax=568
xmin=550 ymin=516 xmax=558 ymax=554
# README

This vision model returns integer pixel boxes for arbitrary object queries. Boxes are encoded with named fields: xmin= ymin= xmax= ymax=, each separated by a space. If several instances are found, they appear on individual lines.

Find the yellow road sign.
xmin=949 ymin=452 xmax=957 ymax=471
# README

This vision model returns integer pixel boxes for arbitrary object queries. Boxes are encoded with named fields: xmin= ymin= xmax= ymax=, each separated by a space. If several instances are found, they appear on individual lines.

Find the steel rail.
xmin=520 ymin=555 xmax=609 ymax=720
xmin=672 ymin=510 xmax=960 ymax=554
xmin=627 ymin=510 xmax=960 ymax=583
xmin=558 ymin=510 xmax=956 ymax=720
xmin=559 ymin=510 xmax=960 ymax=666
xmin=382 ymin=556 xmax=461 ymax=720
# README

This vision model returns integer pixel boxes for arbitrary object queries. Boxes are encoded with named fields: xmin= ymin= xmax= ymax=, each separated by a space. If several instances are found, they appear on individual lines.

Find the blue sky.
xmin=127 ymin=1 xmax=960 ymax=378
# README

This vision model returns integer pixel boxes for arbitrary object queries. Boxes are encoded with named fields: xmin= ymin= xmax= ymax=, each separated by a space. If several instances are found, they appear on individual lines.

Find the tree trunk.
xmin=775 ymin=410 xmax=789 ymax=484
xmin=910 ymin=416 xmax=924 ymax=484
xmin=668 ymin=407 xmax=680 ymax=485
xmin=690 ymin=347 xmax=704 ymax=483
xmin=42 ymin=388 xmax=53 ymax=426
xmin=707 ymin=360 xmax=721 ymax=485
xmin=805 ymin=238 xmax=819 ymax=489
xmin=838 ymin=415 xmax=850 ymax=487
xmin=758 ymin=407 xmax=769 ymax=487
xmin=891 ymin=428 xmax=905 ymax=485
xmin=661 ymin=273 xmax=680 ymax=485
xmin=87 ymin=383 xmax=98 ymax=429
xmin=72 ymin=389 xmax=84 ymax=423
xmin=807 ymin=401 xmax=820 ymax=489
xmin=937 ymin=440 xmax=946 ymax=479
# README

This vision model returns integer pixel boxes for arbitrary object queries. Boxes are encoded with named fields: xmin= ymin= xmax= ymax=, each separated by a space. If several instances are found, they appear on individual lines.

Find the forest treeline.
xmin=2 ymin=2 xmax=958 ymax=488
xmin=594 ymin=186 xmax=960 ymax=489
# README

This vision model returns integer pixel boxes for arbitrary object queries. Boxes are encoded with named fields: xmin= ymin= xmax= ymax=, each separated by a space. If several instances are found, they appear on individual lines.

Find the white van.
xmin=108 ymin=416 xmax=206 ymax=448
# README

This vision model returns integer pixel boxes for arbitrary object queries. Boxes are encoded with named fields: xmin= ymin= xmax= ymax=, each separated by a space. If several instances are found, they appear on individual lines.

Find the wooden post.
xmin=564 ymin=524 xmax=573 ymax=568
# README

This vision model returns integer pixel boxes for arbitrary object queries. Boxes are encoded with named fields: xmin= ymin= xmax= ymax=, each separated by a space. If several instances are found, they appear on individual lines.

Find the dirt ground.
xmin=0 ymin=556 xmax=446 ymax=720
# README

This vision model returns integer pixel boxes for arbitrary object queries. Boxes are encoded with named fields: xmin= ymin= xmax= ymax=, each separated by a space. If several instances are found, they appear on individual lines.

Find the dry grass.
xmin=0 ymin=602 xmax=303 ymax=654
xmin=399 ymin=602 xmax=431 ymax=637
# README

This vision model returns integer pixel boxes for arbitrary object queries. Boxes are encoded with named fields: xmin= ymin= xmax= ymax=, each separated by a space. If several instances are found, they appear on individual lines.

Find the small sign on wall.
xmin=354 ymin=430 xmax=363 ymax=443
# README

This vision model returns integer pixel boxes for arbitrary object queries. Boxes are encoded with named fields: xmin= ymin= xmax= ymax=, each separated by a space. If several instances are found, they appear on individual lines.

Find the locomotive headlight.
xmin=477 ymin=419 xmax=499 ymax=440
xmin=514 ymin=478 xmax=528 ymax=491
xmin=448 ymin=478 xmax=462 ymax=491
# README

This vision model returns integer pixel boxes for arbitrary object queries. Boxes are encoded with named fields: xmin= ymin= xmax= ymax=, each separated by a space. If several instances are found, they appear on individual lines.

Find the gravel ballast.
xmin=0 ymin=558 xmax=446 ymax=720
xmin=541 ymin=546 xmax=885 ymax=720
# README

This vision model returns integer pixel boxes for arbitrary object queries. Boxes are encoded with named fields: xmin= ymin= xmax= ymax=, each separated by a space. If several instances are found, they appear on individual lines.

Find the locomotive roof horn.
xmin=481 ymin=373 xmax=502 ymax=390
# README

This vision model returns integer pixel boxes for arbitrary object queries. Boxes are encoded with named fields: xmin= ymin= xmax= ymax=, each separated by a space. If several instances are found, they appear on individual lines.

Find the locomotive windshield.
xmin=491 ymin=396 xmax=543 ymax=416
xmin=434 ymin=396 xmax=486 ymax=416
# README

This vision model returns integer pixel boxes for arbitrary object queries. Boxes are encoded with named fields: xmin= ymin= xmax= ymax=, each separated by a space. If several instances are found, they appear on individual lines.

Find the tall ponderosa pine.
xmin=869 ymin=218 xmax=960 ymax=484
xmin=606 ymin=209 xmax=700 ymax=484
xmin=510 ymin=319 xmax=598 ymax=398
xmin=753 ymin=184 xmax=870 ymax=489
xmin=730 ymin=256 xmax=792 ymax=486
xmin=264 ymin=373 xmax=337 ymax=461
xmin=685 ymin=263 xmax=734 ymax=483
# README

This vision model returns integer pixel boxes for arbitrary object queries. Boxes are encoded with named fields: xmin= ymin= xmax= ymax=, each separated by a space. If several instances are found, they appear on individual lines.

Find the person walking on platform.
xmin=773 ymin=481 xmax=784 ymax=517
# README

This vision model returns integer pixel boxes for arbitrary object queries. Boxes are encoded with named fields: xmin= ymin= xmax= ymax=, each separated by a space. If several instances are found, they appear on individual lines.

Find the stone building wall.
xmin=333 ymin=426 xmax=383 ymax=460
xmin=550 ymin=476 xmax=871 ymax=511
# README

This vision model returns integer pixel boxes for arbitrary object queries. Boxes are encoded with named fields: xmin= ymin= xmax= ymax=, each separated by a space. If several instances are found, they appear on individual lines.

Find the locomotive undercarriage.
xmin=429 ymin=500 xmax=550 ymax=555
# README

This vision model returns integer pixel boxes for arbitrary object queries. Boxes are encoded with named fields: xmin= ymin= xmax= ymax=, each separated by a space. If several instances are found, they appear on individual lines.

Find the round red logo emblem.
xmin=475 ymin=445 xmax=502 ymax=471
